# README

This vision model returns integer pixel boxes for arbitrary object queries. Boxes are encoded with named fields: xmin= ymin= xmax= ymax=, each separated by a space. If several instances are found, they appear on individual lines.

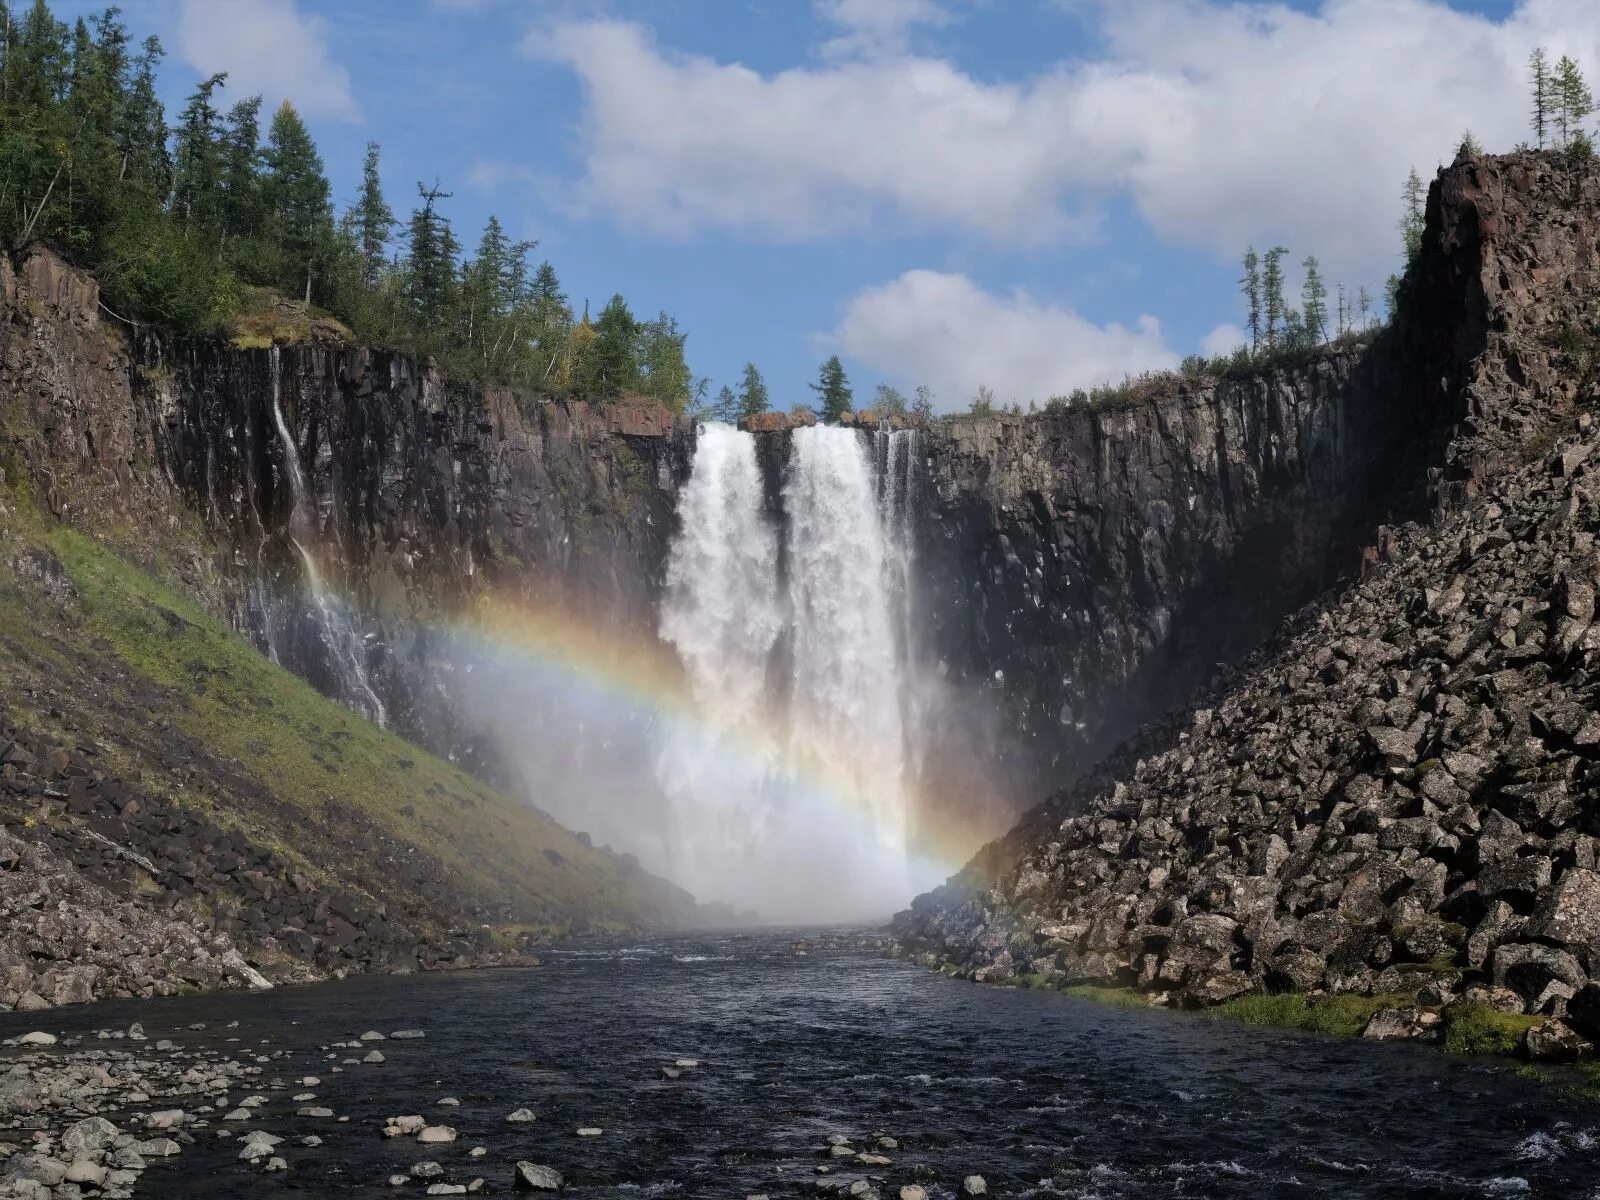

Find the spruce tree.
xmin=219 ymin=95 xmax=261 ymax=241
xmin=712 ymin=384 xmax=739 ymax=423
xmin=404 ymin=181 xmax=456 ymax=333
xmin=638 ymin=311 xmax=692 ymax=412
xmin=586 ymin=293 xmax=640 ymax=396
xmin=171 ymin=72 xmax=226 ymax=229
xmin=355 ymin=142 xmax=394 ymax=287
xmin=809 ymin=355 xmax=853 ymax=422
xmin=737 ymin=362 xmax=769 ymax=417
xmin=1240 ymin=246 xmax=1261 ymax=352
xmin=260 ymin=100 xmax=332 ymax=304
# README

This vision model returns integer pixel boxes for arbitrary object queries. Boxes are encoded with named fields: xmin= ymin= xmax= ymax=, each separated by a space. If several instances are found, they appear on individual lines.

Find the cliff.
xmin=892 ymin=149 xmax=1600 ymax=1058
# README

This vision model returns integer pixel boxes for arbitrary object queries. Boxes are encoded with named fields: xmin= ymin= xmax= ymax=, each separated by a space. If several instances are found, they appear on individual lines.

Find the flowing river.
xmin=3 ymin=932 xmax=1598 ymax=1198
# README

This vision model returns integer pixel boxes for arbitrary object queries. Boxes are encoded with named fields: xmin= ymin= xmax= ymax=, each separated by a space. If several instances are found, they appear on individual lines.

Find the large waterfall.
xmin=657 ymin=422 xmax=932 ymax=921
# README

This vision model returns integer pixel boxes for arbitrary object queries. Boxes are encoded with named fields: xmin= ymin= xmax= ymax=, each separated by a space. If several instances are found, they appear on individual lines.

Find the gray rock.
xmin=514 ymin=1161 xmax=564 ymax=1191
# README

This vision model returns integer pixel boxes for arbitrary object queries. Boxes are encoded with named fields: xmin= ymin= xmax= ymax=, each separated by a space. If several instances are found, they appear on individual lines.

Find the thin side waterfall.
xmin=655 ymin=422 xmax=924 ymax=920
xmin=879 ymin=427 xmax=927 ymax=786
xmin=268 ymin=347 xmax=387 ymax=727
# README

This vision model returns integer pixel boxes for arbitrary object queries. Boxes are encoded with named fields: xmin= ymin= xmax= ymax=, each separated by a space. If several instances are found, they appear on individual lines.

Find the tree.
xmin=354 ymin=142 xmax=394 ymax=287
xmin=638 ymin=311 xmax=692 ymax=412
xmin=1458 ymin=128 xmax=1483 ymax=158
xmin=873 ymin=382 xmax=907 ymax=416
xmin=584 ymin=293 xmax=640 ymax=396
xmin=711 ymin=384 xmax=739 ymax=423
xmin=737 ymin=362 xmax=769 ymax=418
xmin=809 ymin=355 xmax=852 ymax=422
xmin=1531 ymin=47 xmax=1552 ymax=149
xmin=218 ymin=95 xmax=261 ymax=240
xmin=912 ymin=385 xmax=935 ymax=419
xmin=1556 ymin=55 xmax=1594 ymax=148
xmin=1358 ymin=284 xmax=1373 ymax=330
xmin=171 ymin=71 xmax=227 ymax=230
xmin=260 ymin=99 xmax=333 ymax=303
xmin=404 ymin=180 xmax=457 ymax=332
xmin=1301 ymin=255 xmax=1328 ymax=345
xmin=1262 ymin=246 xmax=1288 ymax=348
xmin=1240 ymin=246 xmax=1262 ymax=351
xmin=1400 ymin=167 xmax=1425 ymax=265
xmin=970 ymin=384 xmax=995 ymax=415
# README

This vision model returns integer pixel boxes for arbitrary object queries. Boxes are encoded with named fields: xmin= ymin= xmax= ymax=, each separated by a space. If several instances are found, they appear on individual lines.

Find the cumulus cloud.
xmin=527 ymin=0 xmax=1600 ymax=274
xmin=176 ymin=0 xmax=361 ymax=123
xmin=829 ymin=270 xmax=1177 ymax=410
xmin=1201 ymin=322 xmax=1247 ymax=357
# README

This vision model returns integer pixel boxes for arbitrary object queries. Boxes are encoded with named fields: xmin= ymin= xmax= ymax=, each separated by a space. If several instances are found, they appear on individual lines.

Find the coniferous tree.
xmin=219 ymin=95 xmax=261 ymax=241
xmin=171 ymin=71 xmax=226 ymax=229
xmin=1531 ymin=47 xmax=1552 ymax=149
xmin=354 ymin=142 xmax=394 ymax=287
xmin=1556 ymin=55 xmax=1594 ymax=148
xmin=1358 ymin=284 xmax=1373 ymax=330
xmin=1400 ymin=167 xmax=1426 ymax=263
xmin=404 ymin=181 xmax=456 ymax=334
xmin=260 ymin=99 xmax=332 ymax=303
xmin=1262 ymin=246 xmax=1288 ymax=348
xmin=637 ymin=311 xmax=692 ymax=412
xmin=1301 ymin=255 xmax=1328 ymax=345
xmin=1240 ymin=246 xmax=1262 ymax=352
xmin=737 ymin=362 xmax=769 ymax=418
xmin=584 ymin=293 xmax=640 ymax=396
xmin=712 ymin=384 xmax=739 ymax=423
xmin=912 ymin=385 xmax=936 ymax=419
xmin=809 ymin=355 xmax=853 ymax=422
xmin=119 ymin=35 xmax=168 ymax=193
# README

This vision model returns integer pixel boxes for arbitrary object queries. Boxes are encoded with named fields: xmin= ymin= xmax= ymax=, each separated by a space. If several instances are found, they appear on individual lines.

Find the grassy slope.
xmin=0 ymin=499 xmax=688 ymax=936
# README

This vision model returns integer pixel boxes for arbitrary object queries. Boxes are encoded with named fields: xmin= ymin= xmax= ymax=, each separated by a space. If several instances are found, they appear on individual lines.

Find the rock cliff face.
xmin=893 ymin=150 xmax=1600 ymax=1055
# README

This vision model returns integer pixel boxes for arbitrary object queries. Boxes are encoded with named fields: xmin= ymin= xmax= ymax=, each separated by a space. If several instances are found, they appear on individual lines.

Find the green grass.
xmin=0 ymin=515 xmax=689 ymax=932
xmin=1061 ymin=985 xmax=1151 ymax=1008
xmin=1441 ymin=1004 xmax=1544 ymax=1057
xmin=1210 ymin=992 xmax=1413 ymax=1038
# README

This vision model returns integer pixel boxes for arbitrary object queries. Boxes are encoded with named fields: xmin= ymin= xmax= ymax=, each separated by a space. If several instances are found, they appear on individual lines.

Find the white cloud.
xmin=467 ymin=159 xmax=539 ymax=191
xmin=1201 ymin=322 xmax=1247 ymax=357
xmin=817 ymin=0 xmax=956 ymax=57
xmin=829 ymin=269 xmax=1177 ymax=409
xmin=527 ymin=0 xmax=1600 ymax=275
xmin=177 ymin=0 xmax=361 ymax=123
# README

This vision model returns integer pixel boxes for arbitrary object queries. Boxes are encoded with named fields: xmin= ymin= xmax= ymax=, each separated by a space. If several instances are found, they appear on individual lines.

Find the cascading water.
xmin=655 ymin=422 xmax=931 ymax=920
xmin=267 ymin=347 xmax=387 ymax=727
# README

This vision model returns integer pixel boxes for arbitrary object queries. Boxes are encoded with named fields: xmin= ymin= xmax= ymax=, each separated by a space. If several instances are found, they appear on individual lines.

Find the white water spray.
xmin=656 ymin=422 xmax=930 ymax=920
xmin=268 ymin=347 xmax=387 ymax=727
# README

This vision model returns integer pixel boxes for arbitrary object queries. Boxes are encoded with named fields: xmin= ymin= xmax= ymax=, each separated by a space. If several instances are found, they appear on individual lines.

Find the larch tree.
xmin=1262 ymin=246 xmax=1288 ymax=348
xmin=1530 ymin=47 xmax=1552 ymax=149
xmin=1556 ymin=55 xmax=1594 ymax=147
xmin=1240 ymin=246 xmax=1262 ymax=352
xmin=1301 ymin=256 xmax=1328 ymax=345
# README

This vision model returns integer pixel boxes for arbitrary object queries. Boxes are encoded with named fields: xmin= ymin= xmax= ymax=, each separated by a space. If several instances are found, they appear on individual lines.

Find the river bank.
xmin=3 ymin=931 xmax=1597 ymax=1199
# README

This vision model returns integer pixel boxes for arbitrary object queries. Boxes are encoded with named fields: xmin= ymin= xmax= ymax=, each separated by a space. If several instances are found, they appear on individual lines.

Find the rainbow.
xmin=442 ymin=587 xmax=1003 ymax=878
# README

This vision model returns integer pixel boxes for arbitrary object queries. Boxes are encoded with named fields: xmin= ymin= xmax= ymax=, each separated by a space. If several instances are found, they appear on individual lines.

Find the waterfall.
xmin=785 ymin=426 xmax=908 ymax=852
xmin=267 ymin=347 xmax=387 ymax=727
xmin=655 ymin=422 xmax=926 ymax=920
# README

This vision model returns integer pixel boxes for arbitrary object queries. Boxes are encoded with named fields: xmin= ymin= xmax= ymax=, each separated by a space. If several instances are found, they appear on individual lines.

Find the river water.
xmin=4 ymin=932 xmax=1598 ymax=1198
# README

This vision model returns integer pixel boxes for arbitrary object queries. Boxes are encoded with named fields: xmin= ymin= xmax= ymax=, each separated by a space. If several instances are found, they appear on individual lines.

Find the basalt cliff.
xmin=1 ymin=147 xmax=1589 ymax=1016
xmin=893 ymin=148 xmax=1600 ymax=1058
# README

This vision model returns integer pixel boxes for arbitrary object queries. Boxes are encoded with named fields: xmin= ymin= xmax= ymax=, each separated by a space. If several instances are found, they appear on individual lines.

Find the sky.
xmin=47 ymin=0 xmax=1600 ymax=412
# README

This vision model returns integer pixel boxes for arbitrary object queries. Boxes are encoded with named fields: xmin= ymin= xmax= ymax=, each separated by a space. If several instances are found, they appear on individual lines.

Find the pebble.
xmin=469 ymin=1147 xmax=486 ymax=1158
xmin=899 ymin=1187 xmax=927 ymax=1200
xmin=506 ymin=1108 xmax=536 ymax=1123
xmin=301 ymin=1136 xmax=323 ymax=1147
xmin=438 ymin=1097 xmax=461 ymax=1106
xmin=265 ymin=1156 xmax=287 ymax=1172
xmin=364 ymin=1050 xmax=386 ymax=1063
xmin=576 ymin=1127 xmax=603 ymax=1137
xmin=391 ymin=1030 xmax=426 ymax=1040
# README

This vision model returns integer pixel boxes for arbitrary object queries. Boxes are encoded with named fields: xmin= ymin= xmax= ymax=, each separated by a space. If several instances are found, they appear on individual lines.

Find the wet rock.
xmin=506 ymin=1108 xmax=536 ymax=1123
xmin=1524 ymin=1020 xmax=1593 ymax=1062
xmin=963 ymin=1178 xmax=989 ymax=1196
xmin=416 ymin=1126 xmax=457 ymax=1144
xmin=514 ymin=1161 xmax=563 ymax=1191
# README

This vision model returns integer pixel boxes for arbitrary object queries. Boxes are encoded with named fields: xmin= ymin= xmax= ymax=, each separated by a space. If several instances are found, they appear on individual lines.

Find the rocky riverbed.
xmin=3 ymin=932 xmax=1599 ymax=1199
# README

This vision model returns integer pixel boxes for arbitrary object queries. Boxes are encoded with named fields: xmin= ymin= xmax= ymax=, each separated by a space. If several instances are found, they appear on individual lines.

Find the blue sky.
xmin=53 ymin=0 xmax=1597 ymax=410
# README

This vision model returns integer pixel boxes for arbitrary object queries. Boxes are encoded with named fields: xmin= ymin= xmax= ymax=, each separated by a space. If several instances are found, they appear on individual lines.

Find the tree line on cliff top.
xmin=0 ymin=0 xmax=707 ymax=409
